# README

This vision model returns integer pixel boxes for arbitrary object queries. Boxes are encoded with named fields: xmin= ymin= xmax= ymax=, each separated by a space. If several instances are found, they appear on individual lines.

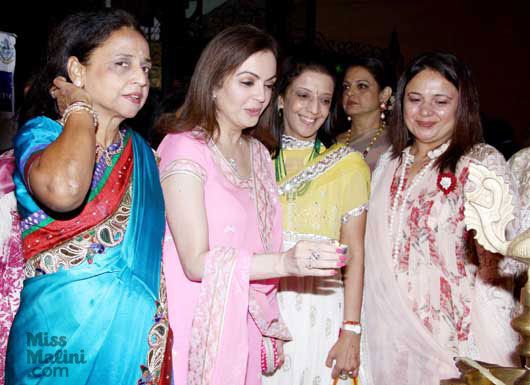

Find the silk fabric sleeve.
xmin=14 ymin=116 xmax=62 ymax=185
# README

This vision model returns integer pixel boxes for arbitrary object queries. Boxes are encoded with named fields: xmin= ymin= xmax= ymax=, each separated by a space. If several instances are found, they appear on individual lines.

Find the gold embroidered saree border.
xmin=24 ymin=184 xmax=132 ymax=278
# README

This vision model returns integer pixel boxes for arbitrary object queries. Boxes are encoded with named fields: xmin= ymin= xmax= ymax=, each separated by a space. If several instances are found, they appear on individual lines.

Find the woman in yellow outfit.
xmin=257 ymin=56 xmax=370 ymax=385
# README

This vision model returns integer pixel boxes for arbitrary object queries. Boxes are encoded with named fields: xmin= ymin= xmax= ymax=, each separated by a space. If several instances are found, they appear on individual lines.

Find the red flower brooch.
xmin=437 ymin=172 xmax=457 ymax=195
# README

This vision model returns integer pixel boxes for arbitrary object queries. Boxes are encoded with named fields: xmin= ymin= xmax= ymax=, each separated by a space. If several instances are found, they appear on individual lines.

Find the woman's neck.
xmin=214 ymin=126 xmax=243 ymax=148
xmin=410 ymin=140 xmax=449 ymax=160
xmin=350 ymin=111 xmax=381 ymax=137
xmin=96 ymin=117 xmax=122 ymax=148
xmin=283 ymin=126 xmax=317 ymax=142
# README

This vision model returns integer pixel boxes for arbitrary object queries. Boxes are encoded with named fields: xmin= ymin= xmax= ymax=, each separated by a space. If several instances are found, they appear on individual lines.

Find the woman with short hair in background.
xmin=336 ymin=56 xmax=394 ymax=171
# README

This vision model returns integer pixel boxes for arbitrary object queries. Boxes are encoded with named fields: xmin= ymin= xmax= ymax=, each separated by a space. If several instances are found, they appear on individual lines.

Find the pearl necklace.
xmin=389 ymin=142 xmax=449 ymax=262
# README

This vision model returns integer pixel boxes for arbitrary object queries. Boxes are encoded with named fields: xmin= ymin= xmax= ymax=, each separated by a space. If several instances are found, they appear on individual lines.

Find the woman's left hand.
xmin=325 ymin=331 xmax=360 ymax=379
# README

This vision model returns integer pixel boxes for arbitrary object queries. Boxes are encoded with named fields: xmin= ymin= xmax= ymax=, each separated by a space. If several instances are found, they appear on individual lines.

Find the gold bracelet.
xmin=60 ymin=101 xmax=98 ymax=129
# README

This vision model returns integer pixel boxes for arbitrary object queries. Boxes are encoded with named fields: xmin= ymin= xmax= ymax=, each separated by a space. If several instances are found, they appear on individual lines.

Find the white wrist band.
xmin=342 ymin=324 xmax=362 ymax=335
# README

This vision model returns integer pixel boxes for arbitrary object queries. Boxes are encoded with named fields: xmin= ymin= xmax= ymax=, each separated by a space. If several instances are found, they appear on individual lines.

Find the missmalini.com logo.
xmin=26 ymin=332 xmax=87 ymax=378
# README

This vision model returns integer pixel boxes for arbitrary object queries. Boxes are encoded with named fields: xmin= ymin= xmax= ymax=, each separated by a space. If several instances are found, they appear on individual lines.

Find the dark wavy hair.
xmin=389 ymin=51 xmax=483 ymax=172
xmin=168 ymin=24 xmax=278 ymax=139
xmin=19 ymin=9 xmax=143 ymax=125
xmin=254 ymin=55 xmax=337 ymax=156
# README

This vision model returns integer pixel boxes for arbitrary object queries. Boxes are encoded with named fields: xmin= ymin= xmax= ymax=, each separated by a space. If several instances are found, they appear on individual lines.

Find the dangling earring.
xmin=380 ymin=101 xmax=387 ymax=121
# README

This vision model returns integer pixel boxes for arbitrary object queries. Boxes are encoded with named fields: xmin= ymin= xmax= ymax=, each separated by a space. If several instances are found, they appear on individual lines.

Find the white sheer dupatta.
xmin=361 ymin=151 xmax=459 ymax=385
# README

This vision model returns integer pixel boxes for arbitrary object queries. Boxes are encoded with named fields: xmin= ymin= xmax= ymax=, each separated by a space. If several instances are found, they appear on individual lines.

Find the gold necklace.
xmin=345 ymin=124 xmax=385 ymax=157
xmin=345 ymin=129 xmax=352 ymax=146
xmin=363 ymin=124 xmax=385 ymax=157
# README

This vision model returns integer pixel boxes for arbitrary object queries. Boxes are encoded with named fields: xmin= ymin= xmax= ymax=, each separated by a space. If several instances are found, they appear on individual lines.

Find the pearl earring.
xmin=347 ymin=116 xmax=351 ymax=121
xmin=74 ymin=80 xmax=81 ymax=87
xmin=380 ymin=102 xmax=387 ymax=121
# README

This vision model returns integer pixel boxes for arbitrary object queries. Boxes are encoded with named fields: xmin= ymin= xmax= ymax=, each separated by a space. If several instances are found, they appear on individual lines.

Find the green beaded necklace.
xmin=275 ymin=137 xmax=322 ymax=199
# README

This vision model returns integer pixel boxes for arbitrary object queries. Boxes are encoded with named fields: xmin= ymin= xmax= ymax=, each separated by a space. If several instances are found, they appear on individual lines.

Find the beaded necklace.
xmin=95 ymin=129 xmax=125 ymax=167
xmin=275 ymin=135 xmax=321 ymax=198
xmin=389 ymin=142 xmax=449 ymax=263
xmin=345 ymin=123 xmax=385 ymax=158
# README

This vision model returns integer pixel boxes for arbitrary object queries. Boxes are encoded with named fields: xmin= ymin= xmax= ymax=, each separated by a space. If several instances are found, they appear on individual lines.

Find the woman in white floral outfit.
xmin=362 ymin=51 xmax=522 ymax=385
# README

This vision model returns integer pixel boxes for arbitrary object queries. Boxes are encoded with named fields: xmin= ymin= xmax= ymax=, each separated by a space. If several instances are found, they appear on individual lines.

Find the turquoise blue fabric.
xmin=13 ymin=116 xmax=63 ymax=218
xmin=5 ymin=128 xmax=165 ymax=385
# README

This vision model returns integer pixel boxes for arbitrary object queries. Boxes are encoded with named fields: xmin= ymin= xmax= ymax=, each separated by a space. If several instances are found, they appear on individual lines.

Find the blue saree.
xmin=5 ymin=117 xmax=170 ymax=385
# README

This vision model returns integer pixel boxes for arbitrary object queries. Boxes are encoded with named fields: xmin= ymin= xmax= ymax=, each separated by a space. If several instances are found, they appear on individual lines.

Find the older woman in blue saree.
xmin=5 ymin=9 xmax=171 ymax=385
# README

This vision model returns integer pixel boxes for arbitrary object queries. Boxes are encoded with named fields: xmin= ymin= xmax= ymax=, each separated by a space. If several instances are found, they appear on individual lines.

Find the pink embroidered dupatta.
xmin=187 ymin=139 xmax=290 ymax=385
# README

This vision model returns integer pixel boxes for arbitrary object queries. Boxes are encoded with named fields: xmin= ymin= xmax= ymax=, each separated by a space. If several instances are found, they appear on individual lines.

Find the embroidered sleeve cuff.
xmin=160 ymin=159 xmax=207 ymax=184
xmin=341 ymin=203 xmax=368 ymax=224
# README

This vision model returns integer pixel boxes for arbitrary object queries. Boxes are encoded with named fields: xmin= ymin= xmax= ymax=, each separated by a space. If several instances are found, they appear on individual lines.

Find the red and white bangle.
xmin=341 ymin=320 xmax=362 ymax=335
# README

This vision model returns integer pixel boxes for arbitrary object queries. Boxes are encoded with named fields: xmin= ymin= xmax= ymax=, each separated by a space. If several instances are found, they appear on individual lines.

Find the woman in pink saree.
xmin=157 ymin=25 xmax=347 ymax=385
xmin=362 ymin=52 xmax=521 ymax=385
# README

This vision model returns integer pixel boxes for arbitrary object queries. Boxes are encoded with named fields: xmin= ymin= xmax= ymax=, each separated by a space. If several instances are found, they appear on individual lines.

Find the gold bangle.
xmin=60 ymin=101 xmax=98 ymax=129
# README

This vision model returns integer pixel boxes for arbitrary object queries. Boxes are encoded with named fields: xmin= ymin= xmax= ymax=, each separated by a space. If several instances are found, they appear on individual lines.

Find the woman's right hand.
xmin=280 ymin=240 xmax=348 ymax=277
xmin=49 ymin=76 xmax=92 ymax=115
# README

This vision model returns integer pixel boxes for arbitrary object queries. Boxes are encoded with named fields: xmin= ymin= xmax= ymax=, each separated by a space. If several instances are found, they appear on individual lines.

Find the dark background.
xmin=1 ymin=0 xmax=528 ymax=155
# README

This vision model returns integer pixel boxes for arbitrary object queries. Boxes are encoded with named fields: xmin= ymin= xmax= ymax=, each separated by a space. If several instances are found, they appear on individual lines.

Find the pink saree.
xmin=158 ymin=131 xmax=290 ymax=385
